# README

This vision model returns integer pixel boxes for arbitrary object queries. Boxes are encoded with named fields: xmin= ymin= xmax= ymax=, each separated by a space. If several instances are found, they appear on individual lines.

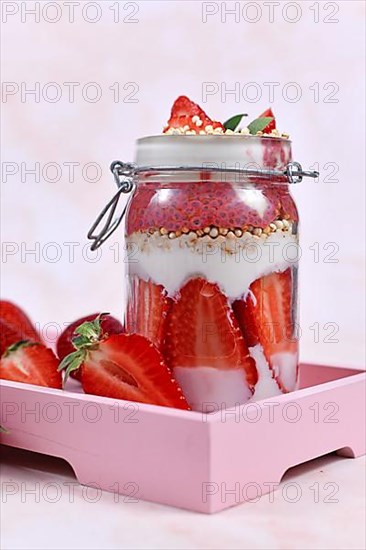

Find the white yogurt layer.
xmin=127 ymin=230 xmax=298 ymax=300
xmin=171 ymin=347 xmax=298 ymax=411
xmin=271 ymin=351 xmax=298 ymax=392
xmin=173 ymin=366 xmax=253 ymax=412
xmin=248 ymin=344 xmax=282 ymax=402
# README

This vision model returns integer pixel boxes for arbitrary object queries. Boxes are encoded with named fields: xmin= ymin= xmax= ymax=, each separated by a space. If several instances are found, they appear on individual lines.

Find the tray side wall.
xmin=0 ymin=384 xmax=211 ymax=512
xmin=207 ymin=374 xmax=366 ymax=513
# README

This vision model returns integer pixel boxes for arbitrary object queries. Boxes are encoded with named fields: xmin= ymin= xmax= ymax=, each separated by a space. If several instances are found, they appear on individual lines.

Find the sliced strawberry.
xmin=233 ymin=269 xmax=298 ymax=391
xmin=56 ymin=313 xmax=123 ymax=381
xmin=0 ymin=301 xmax=41 ymax=354
xmin=58 ymin=318 xmax=189 ymax=410
xmin=126 ymin=277 xmax=171 ymax=350
xmin=0 ymin=319 xmax=23 ymax=357
xmin=163 ymin=96 xmax=224 ymax=133
xmin=258 ymin=108 xmax=276 ymax=134
xmin=81 ymin=334 xmax=189 ymax=409
xmin=165 ymin=278 xmax=257 ymax=386
xmin=251 ymin=268 xmax=293 ymax=353
xmin=0 ymin=341 xmax=62 ymax=389
xmin=232 ymin=293 xmax=259 ymax=349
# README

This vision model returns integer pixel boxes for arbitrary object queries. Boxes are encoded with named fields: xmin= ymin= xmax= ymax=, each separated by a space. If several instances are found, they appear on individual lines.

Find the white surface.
xmin=1 ymin=446 xmax=365 ymax=550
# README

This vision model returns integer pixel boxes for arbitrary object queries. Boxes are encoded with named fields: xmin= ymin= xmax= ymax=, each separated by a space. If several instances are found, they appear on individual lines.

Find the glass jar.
xmin=89 ymin=135 xmax=317 ymax=412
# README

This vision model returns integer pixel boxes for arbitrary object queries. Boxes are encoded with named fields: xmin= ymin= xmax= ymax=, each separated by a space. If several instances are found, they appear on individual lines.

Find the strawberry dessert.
xmin=124 ymin=96 xmax=300 ymax=411
xmin=1 ymin=98 xmax=301 ymax=414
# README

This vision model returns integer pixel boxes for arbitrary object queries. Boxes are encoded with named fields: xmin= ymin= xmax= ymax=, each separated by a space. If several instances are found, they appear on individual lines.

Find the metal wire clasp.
xmin=87 ymin=161 xmax=136 ymax=251
xmin=285 ymin=161 xmax=319 ymax=183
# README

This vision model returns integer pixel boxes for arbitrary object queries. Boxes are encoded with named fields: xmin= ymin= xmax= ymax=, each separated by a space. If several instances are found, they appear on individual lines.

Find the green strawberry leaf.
xmin=247 ymin=117 xmax=274 ymax=135
xmin=58 ymin=349 xmax=86 ymax=384
xmin=72 ymin=335 xmax=92 ymax=349
xmin=59 ymin=313 xmax=109 ymax=385
xmin=74 ymin=319 xmax=101 ymax=340
xmin=223 ymin=114 xmax=247 ymax=131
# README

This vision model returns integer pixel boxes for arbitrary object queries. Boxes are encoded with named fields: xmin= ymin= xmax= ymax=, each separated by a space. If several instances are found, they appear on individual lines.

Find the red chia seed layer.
xmin=126 ymin=180 xmax=297 ymax=235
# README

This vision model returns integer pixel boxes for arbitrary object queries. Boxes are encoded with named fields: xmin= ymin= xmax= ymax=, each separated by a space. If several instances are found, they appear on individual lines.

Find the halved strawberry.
xmin=233 ymin=269 xmax=298 ymax=391
xmin=165 ymin=277 xmax=257 ymax=385
xmin=0 ymin=341 xmax=62 ymax=388
xmin=126 ymin=277 xmax=171 ymax=350
xmin=57 ymin=313 xmax=123 ymax=381
xmin=163 ymin=96 xmax=224 ymax=133
xmin=1 ymin=319 xmax=23 ymax=357
xmin=59 ymin=317 xmax=189 ymax=410
xmin=258 ymin=108 xmax=276 ymax=134
xmin=0 ymin=301 xmax=41 ymax=355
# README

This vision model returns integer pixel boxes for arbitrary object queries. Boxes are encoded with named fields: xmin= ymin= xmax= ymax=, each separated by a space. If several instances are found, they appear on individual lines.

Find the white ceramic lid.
xmin=135 ymin=135 xmax=292 ymax=171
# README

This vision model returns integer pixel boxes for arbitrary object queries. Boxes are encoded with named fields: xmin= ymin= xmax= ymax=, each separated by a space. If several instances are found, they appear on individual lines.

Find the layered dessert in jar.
xmin=125 ymin=97 xmax=299 ymax=412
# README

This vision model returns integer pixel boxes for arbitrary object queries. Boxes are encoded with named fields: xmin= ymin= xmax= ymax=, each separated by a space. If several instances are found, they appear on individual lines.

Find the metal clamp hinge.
xmin=87 ymin=161 xmax=135 ymax=251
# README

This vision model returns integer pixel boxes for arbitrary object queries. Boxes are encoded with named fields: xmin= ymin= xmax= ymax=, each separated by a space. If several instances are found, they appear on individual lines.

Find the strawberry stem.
xmin=58 ymin=313 xmax=109 ymax=384
xmin=58 ymin=349 xmax=86 ymax=383
xmin=72 ymin=312 xmax=109 ymax=343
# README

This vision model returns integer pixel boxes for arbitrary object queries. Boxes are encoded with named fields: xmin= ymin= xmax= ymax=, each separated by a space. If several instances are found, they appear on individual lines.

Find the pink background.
xmin=1 ymin=0 xmax=365 ymax=368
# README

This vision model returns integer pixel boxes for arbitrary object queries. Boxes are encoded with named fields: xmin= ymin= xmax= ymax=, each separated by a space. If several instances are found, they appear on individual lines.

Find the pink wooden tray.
xmin=0 ymin=362 xmax=365 ymax=513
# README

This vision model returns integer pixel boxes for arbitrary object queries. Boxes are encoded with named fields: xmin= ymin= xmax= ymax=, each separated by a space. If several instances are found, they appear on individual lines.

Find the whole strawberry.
xmin=58 ymin=316 xmax=189 ymax=410
xmin=57 ymin=313 xmax=123 ymax=380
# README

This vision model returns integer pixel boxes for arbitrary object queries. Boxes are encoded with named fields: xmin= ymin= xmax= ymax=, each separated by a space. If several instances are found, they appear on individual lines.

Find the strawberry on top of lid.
xmin=163 ymin=95 xmax=224 ymax=135
xmin=162 ymin=96 xmax=286 ymax=137
xmin=257 ymin=108 xmax=276 ymax=134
